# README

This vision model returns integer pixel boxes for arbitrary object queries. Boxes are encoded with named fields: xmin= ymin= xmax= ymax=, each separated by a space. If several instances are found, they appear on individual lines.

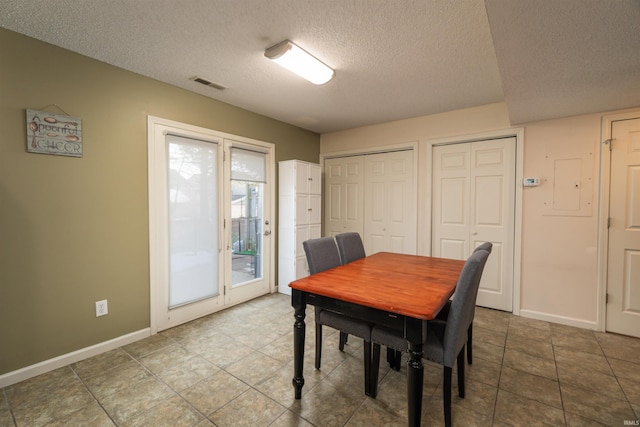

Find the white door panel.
xmin=324 ymin=157 xmax=365 ymax=236
xmin=433 ymin=138 xmax=515 ymax=311
xmin=363 ymin=151 xmax=416 ymax=255
xmin=606 ymin=117 xmax=640 ymax=337
xmin=308 ymin=195 xmax=322 ymax=224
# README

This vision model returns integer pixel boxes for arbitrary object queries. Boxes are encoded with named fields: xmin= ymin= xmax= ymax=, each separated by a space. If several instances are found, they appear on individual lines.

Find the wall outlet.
xmin=95 ymin=300 xmax=108 ymax=317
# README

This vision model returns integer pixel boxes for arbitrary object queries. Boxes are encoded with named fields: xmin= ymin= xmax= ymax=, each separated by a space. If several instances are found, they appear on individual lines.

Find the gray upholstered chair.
xmin=335 ymin=232 xmax=366 ymax=264
xmin=302 ymin=237 xmax=374 ymax=394
xmin=334 ymin=232 xmax=367 ymax=348
xmin=370 ymin=249 xmax=490 ymax=426
xmin=385 ymin=242 xmax=494 ymax=371
xmin=436 ymin=242 xmax=493 ymax=365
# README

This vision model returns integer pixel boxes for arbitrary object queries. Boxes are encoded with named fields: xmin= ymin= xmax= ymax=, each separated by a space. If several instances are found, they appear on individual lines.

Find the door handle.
xmin=264 ymin=230 xmax=271 ymax=236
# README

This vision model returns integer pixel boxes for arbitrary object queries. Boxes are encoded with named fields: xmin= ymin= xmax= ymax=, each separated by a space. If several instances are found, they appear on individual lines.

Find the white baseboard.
xmin=0 ymin=328 xmax=151 ymax=388
xmin=518 ymin=309 xmax=600 ymax=331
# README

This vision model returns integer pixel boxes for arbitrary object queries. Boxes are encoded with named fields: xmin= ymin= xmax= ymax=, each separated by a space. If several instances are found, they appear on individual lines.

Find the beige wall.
xmin=0 ymin=28 xmax=320 ymax=375
xmin=321 ymin=103 xmax=636 ymax=329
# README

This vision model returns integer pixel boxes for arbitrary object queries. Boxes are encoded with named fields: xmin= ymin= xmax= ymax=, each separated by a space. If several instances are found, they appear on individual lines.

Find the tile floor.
xmin=1 ymin=293 xmax=639 ymax=426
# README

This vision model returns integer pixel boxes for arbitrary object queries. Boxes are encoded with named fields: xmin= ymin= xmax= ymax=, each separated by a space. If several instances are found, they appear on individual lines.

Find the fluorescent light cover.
xmin=265 ymin=40 xmax=334 ymax=85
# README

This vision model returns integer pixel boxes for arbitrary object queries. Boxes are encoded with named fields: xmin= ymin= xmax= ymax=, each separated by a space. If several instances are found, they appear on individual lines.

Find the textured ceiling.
xmin=1 ymin=0 xmax=638 ymax=133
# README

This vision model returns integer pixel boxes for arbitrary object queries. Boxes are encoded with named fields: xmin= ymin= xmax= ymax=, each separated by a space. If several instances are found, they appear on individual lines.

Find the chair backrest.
xmin=303 ymin=237 xmax=342 ymax=274
xmin=442 ymin=249 xmax=490 ymax=366
xmin=335 ymin=232 xmax=366 ymax=264
xmin=473 ymin=241 xmax=493 ymax=254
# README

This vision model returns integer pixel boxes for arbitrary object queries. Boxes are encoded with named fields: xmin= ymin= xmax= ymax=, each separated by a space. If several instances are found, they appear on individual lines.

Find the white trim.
xmin=320 ymin=141 xmax=417 ymax=160
xmin=519 ymin=309 xmax=598 ymax=331
xmin=423 ymin=128 xmax=524 ymax=315
xmin=0 ymin=329 xmax=150 ymax=388
xmin=597 ymin=110 xmax=640 ymax=332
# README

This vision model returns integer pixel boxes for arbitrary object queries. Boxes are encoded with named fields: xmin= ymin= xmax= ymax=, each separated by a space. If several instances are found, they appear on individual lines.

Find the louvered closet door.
xmin=433 ymin=138 xmax=516 ymax=311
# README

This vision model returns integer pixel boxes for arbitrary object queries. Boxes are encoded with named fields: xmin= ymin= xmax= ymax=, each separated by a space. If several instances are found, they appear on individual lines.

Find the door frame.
xmin=597 ymin=110 xmax=640 ymax=332
xmin=147 ymin=116 xmax=276 ymax=335
xmin=423 ymin=128 xmax=524 ymax=315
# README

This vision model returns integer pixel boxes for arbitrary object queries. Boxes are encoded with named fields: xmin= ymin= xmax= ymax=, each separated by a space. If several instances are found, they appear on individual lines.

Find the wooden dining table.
xmin=289 ymin=251 xmax=465 ymax=427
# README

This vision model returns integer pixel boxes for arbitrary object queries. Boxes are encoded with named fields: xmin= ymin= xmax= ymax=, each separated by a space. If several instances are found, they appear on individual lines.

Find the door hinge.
xmin=606 ymin=293 xmax=609 ymax=304
xmin=607 ymin=217 xmax=611 ymax=229
xmin=603 ymin=138 xmax=614 ymax=152
xmin=223 ymin=286 xmax=226 ymax=296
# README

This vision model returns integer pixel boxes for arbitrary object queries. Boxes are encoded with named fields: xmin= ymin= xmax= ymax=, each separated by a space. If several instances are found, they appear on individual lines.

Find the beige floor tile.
xmin=557 ymin=361 xmax=626 ymax=400
xmin=499 ymin=366 xmax=562 ymax=409
xmin=124 ymin=394 xmax=204 ymax=426
xmin=42 ymin=400 xmax=114 ymax=427
xmin=474 ymin=325 xmax=507 ymax=348
xmin=595 ymin=332 xmax=640 ymax=364
xmin=259 ymin=331 xmax=295 ymax=363
xmin=507 ymin=322 xmax=552 ymax=342
xmin=122 ymin=333 xmax=176 ymax=359
xmin=502 ymin=348 xmax=557 ymax=380
xmin=494 ymin=389 xmax=565 ymax=426
xmin=140 ymin=344 xmax=219 ymax=392
xmin=465 ymin=356 xmax=502 ymax=387
xmin=561 ymin=383 xmax=636 ymax=426
xmin=608 ymin=358 xmax=640 ymax=405
xmin=99 ymin=376 xmax=176 ymax=424
xmin=551 ymin=329 xmax=603 ymax=355
xmin=553 ymin=345 xmax=612 ymax=375
xmin=11 ymin=378 xmax=96 ymax=426
xmin=473 ymin=307 xmax=510 ymax=334
xmin=224 ymin=350 xmax=286 ymax=387
xmin=346 ymin=398 xmax=405 ymax=426
xmin=4 ymin=293 xmax=640 ymax=427
xmin=180 ymin=370 xmax=249 ymax=416
xmin=270 ymin=409 xmax=315 ymax=427
xmin=71 ymin=348 xmax=134 ymax=380
xmin=505 ymin=334 xmax=554 ymax=360
xmin=82 ymin=359 xmax=153 ymax=400
xmin=210 ymin=389 xmax=286 ymax=427
xmin=289 ymin=381 xmax=364 ymax=427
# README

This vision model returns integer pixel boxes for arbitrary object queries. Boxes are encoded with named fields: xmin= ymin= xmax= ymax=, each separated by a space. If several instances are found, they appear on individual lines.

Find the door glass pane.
xmin=167 ymin=135 xmax=218 ymax=308
xmin=231 ymin=180 xmax=263 ymax=287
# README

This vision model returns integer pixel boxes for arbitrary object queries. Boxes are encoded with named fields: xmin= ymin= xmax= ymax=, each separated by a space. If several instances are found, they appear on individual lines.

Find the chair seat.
xmin=371 ymin=320 xmax=446 ymax=365
xmin=319 ymin=310 xmax=372 ymax=340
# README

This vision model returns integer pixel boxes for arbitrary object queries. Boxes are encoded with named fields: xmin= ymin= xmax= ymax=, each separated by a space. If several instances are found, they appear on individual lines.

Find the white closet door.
xmin=433 ymin=138 xmax=516 ymax=311
xmin=324 ymin=156 xmax=365 ymax=236
xmin=364 ymin=150 xmax=416 ymax=255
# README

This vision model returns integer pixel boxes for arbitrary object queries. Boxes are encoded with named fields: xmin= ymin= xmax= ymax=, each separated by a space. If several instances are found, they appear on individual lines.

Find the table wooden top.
xmin=289 ymin=252 xmax=465 ymax=320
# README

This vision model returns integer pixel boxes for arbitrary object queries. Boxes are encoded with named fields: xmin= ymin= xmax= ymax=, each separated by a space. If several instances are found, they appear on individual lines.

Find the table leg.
xmin=406 ymin=342 xmax=424 ymax=427
xmin=291 ymin=290 xmax=306 ymax=399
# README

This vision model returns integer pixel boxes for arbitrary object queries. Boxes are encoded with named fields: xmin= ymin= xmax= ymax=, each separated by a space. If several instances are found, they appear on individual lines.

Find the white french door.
xmin=224 ymin=142 xmax=272 ymax=304
xmin=148 ymin=117 xmax=273 ymax=332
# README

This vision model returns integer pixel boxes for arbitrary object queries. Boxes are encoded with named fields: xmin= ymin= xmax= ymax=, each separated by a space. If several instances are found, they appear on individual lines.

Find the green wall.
xmin=0 ymin=28 xmax=320 ymax=375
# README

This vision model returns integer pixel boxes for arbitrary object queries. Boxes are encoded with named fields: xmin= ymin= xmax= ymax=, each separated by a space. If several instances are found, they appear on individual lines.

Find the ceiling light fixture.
xmin=264 ymin=40 xmax=334 ymax=85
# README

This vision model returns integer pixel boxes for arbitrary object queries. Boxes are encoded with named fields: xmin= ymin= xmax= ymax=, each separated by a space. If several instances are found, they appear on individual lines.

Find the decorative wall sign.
xmin=26 ymin=109 xmax=83 ymax=157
